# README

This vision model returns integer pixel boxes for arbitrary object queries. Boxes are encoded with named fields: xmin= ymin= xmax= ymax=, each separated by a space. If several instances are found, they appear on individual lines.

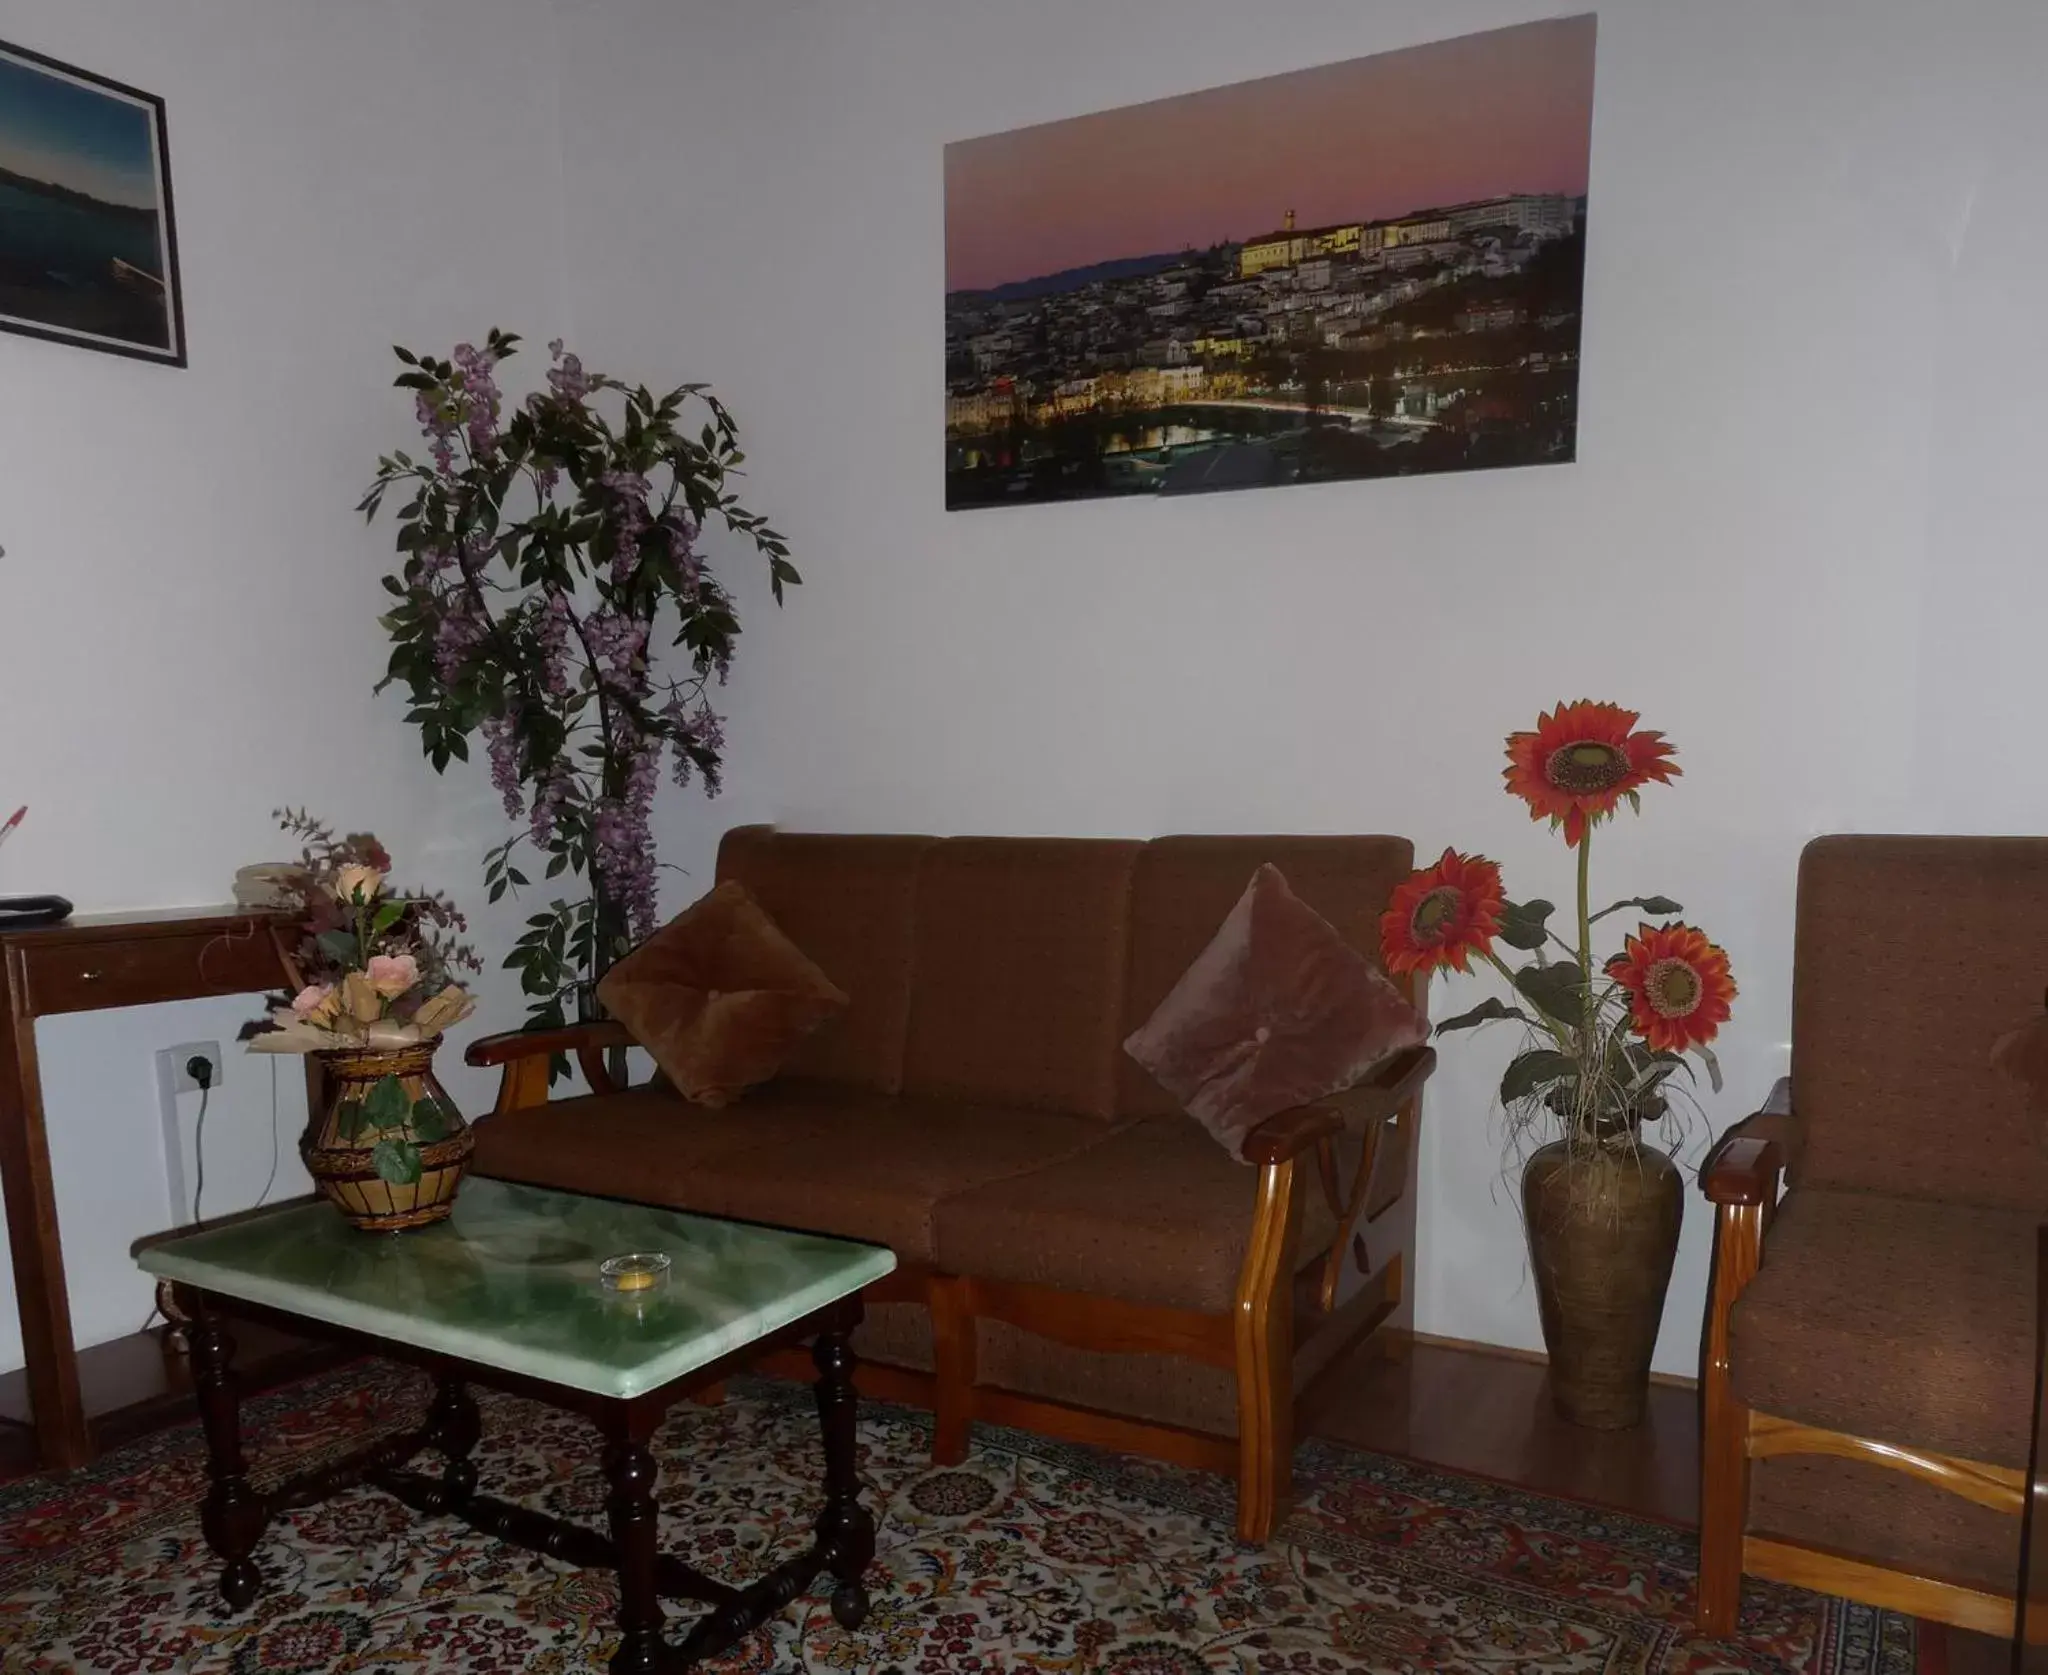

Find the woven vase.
xmin=305 ymin=1042 xmax=474 ymax=1232
xmin=1521 ymin=1136 xmax=1683 ymax=1429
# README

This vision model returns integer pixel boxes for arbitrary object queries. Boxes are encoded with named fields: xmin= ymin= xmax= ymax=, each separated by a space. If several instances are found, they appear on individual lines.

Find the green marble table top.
xmin=136 ymin=1178 xmax=897 ymax=1400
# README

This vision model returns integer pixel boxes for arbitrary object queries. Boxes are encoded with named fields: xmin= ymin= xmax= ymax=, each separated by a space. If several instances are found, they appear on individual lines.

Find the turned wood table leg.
xmin=429 ymin=1376 xmax=481 ymax=1510
xmin=603 ymin=1425 xmax=666 ymax=1673
xmin=191 ymin=1310 xmax=266 ymax=1611
xmin=812 ymin=1328 xmax=876 ymax=1629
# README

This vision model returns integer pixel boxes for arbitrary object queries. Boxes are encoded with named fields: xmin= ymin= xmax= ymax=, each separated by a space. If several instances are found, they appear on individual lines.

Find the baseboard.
xmin=1409 ymin=1330 xmax=1700 ymax=1392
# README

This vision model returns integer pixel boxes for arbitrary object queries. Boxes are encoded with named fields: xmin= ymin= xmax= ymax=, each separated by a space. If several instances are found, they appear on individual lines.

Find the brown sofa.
xmin=1698 ymin=836 xmax=2048 ymax=1635
xmin=466 ymin=826 xmax=1434 ymax=1540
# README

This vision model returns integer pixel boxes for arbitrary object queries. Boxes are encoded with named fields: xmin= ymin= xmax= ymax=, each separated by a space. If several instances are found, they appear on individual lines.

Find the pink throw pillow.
xmin=1124 ymin=864 xmax=1429 ymax=1162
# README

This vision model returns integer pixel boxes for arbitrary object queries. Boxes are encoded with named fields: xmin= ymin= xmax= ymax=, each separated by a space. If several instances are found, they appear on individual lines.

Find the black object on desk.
xmin=0 ymin=897 xmax=72 ymax=930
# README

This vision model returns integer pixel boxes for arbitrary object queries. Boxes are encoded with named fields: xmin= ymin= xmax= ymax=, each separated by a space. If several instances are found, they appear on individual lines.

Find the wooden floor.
xmin=1322 ymin=1336 xmax=1700 ymax=1525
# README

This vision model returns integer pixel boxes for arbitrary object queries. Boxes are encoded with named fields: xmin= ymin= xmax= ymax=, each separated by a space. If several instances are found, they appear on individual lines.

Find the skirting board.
xmin=1409 ymin=1331 xmax=1699 ymax=1392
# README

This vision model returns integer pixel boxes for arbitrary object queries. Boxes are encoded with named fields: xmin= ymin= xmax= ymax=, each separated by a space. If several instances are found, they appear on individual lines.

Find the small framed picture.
xmin=0 ymin=37 xmax=185 ymax=366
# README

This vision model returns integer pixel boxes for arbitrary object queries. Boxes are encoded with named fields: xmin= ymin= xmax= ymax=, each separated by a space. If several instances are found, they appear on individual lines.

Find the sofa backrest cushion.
xmin=1117 ymin=835 xmax=1418 ymax=1118
xmin=902 ymin=837 xmax=1143 ymax=1117
xmin=1793 ymin=834 xmax=2048 ymax=1210
xmin=716 ymin=826 xmax=937 ymax=1093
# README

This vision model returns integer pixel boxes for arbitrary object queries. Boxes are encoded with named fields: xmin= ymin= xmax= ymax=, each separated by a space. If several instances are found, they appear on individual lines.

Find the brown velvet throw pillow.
xmin=1124 ymin=864 xmax=1429 ymax=1162
xmin=596 ymin=881 xmax=849 ymax=1106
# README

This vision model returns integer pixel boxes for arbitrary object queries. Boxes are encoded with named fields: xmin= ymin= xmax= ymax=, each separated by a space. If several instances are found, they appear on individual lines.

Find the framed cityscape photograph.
xmin=0 ymin=38 xmax=185 ymax=366
xmin=944 ymin=16 xmax=1595 ymax=509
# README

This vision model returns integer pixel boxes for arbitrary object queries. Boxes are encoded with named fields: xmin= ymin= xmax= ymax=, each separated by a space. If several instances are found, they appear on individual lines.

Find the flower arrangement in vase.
xmin=1380 ymin=702 xmax=1737 ymax=1428
xmin=249 ymin=810 xmax=483 ymax=1231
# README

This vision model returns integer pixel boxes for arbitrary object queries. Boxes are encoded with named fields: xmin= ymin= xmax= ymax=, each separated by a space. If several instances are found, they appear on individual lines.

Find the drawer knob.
xmin=78 ymin=969 xmax=103 ymax=982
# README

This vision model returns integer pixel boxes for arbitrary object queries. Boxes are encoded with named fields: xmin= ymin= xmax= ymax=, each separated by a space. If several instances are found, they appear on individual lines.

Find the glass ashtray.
xmin=599 ymin=1251 xmax=673 ymax=1294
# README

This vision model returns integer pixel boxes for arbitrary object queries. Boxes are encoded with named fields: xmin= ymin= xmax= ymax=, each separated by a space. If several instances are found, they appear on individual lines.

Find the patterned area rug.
xmin=0 ymin=1363 xmax=1915 ymax=1674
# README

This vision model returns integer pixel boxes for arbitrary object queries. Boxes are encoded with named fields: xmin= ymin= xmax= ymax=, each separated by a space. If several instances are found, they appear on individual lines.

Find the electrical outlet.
xmin=157 ymin=1041 xmax=223 ymax=1095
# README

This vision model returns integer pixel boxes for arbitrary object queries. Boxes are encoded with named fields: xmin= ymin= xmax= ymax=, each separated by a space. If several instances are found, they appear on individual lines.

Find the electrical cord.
xmin=254 ymin=1055 xmax=280 ymax=1209
xmin=187 ymin=1054 xmax=213 ymax=1227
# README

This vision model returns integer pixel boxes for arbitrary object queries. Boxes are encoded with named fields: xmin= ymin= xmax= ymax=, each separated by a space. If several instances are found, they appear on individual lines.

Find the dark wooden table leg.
xmin=0 ymin=984 xmax=90 ymax=1470
xmin=190 ymin=1309 xmax=267 ymax=1611
xmin=812 ymin=1327 xmax=876 ymax=1629
xmin=429 ymin=1376 xmax=481 ymax=1509
xmin=603 ymin=1411 xmax=667 ymax=1674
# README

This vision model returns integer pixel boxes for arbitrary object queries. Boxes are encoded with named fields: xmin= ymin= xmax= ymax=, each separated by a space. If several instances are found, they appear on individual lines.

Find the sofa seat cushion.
xmin=1730 ymin=1186 xmax=2037 ymax=1468
xmin=470 ymin=1081 xmax=897 ymax=1208
xmin=672 ymin=1100 xmax=1118 ymax=1263
xmin=934 ymin=1117 xmax=1342 ymax=1313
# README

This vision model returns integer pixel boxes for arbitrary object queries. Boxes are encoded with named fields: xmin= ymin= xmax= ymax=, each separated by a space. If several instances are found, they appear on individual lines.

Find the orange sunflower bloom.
xmin=1381 ymin=849 xmax=1506 ymax=977
xmin=1503 ymin=701 xmax=1680 ymax=847
xmin=1606 ymin=923 xmax=1736 ymax=1053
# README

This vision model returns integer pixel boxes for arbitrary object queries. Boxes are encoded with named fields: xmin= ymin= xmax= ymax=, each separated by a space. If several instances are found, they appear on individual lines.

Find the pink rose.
xmin=365 ymin=952 xmax=421 ymax=999
xmin=290 ymin=983 xmax=338 ymax=1023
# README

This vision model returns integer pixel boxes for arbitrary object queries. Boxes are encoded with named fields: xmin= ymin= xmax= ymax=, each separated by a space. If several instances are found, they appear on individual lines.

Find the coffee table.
xmin=135 ymin=1176 xmax=898 ymax=1673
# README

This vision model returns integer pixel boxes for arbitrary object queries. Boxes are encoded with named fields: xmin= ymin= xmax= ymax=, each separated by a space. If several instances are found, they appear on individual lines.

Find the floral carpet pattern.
xmin=0 ymin=1364 xmax=1915 ymax=1675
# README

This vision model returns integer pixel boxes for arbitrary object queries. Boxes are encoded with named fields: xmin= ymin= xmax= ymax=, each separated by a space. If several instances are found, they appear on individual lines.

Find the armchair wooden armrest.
xmin=1698 ymin=1080 xmax=1790 ymax=1633
xmin=1702 ymin=1078 xmax=1793 ymax=1204
xmin=465 ymin=1019 xmax=636 ymax=1111
xmin=1240 ymin=1045 xmax=1436 ymax=1165
xmin=1703 ymin=1137 xmax=1785 ymax=1206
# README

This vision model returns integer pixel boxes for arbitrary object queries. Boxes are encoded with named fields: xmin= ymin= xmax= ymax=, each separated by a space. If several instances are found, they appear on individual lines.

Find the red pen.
xmin=0 ymin=806 xmax=25 ymax=852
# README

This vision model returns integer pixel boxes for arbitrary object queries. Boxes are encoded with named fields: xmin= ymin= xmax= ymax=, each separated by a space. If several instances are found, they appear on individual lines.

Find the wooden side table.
xmin=0 ymin=907 xmax=301 ymax=1469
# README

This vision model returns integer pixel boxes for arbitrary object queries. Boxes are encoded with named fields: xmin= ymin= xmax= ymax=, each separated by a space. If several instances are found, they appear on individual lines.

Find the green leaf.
xmin=371 ymin=900 xmax=407 ymax=936
xmin=1434 ymin=996 xmax=1536 ymax=1035
xmin=1497 ymin=899 xmax=1555 ymax=951
xmin=409 ymin=1096 xmax=450 ymax=1142
xmin=372 ymin=1138 xmax=423 ymax=1186
xmin=1514 ymin=961 xmax=1586 ymax=1027
xmin=1694 ymin=1043 xmax=1724 ymax=1094
xmin=1591 ymin=895 xmax=1684 ymax=923
xmin=362 ymin=1075 xmax=412 ymax=1132
xmin=316 ymin=929 xmax=358 ymax=965
xmin=1501 ymin=1049 xmax=1574 ymax=1107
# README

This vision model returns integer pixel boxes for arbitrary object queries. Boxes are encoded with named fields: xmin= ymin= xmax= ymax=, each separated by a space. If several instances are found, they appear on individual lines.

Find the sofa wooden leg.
xmin=1234 ymin=1159 xmax=1300 ymax=1545
xmin=931 ymin=1276 xmax=975 ymax=1467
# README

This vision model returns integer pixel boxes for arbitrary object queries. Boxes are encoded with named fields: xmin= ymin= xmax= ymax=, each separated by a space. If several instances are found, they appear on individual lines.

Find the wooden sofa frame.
xmin=1698 ymin=1079 xmax=2027 ymax=1637
xmin=467 ymin=1022 xmax=1434 ymax=1543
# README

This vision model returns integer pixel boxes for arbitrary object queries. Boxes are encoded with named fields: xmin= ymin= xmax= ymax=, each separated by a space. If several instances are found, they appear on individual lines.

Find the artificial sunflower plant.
xmin=1380 ymin=702 xmax=1736 ymax=1151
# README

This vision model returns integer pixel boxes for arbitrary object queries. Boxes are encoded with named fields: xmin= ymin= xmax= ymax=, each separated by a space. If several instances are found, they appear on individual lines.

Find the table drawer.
xmin=17 ymin=930 xmax=283 ymax=1016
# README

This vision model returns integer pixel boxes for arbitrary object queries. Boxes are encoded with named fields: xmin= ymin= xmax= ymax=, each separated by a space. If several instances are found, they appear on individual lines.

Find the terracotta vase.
xmin=1520 ymin=1134 xmax=1683 ymax=1429
xmin=305 ymin=1042 xmax=474 ymax=1232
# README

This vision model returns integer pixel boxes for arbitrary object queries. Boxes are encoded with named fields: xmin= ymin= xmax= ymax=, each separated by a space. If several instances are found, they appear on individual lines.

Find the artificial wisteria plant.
xmin=361 ymin=331 xmax=795 ymax=1039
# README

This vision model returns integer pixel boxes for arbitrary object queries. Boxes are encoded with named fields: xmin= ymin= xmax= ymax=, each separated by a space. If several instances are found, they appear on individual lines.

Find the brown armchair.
xmin=1698 ymin=836 xmax=2048 ymax=1636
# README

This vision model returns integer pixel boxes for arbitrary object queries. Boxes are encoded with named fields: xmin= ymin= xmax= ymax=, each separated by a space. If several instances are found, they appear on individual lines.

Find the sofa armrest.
xmin=464 ymin=1019 xmax=635 ymax=1068
xmin=1240 ymin=1045 xmax=1435 ymax=1165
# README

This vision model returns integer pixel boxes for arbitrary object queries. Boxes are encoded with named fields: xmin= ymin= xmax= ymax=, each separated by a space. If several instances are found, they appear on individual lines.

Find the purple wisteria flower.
xmin=481 ymin=712 xmax=523 ymax=820
xmin=367 ymin=330 xmax=792 ymax=1038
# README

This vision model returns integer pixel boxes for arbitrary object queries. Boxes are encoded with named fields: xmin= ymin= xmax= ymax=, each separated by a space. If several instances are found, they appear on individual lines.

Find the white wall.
xmin=0 ymin=0 xmax=572 ymax=1365
xmin=554 ymin=0 xmax=2048 ymax=1375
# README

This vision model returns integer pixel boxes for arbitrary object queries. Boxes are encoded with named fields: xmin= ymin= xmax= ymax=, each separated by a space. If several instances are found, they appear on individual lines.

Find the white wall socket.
xmin=157 ymin=1041 xmax=224 ymax=1095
